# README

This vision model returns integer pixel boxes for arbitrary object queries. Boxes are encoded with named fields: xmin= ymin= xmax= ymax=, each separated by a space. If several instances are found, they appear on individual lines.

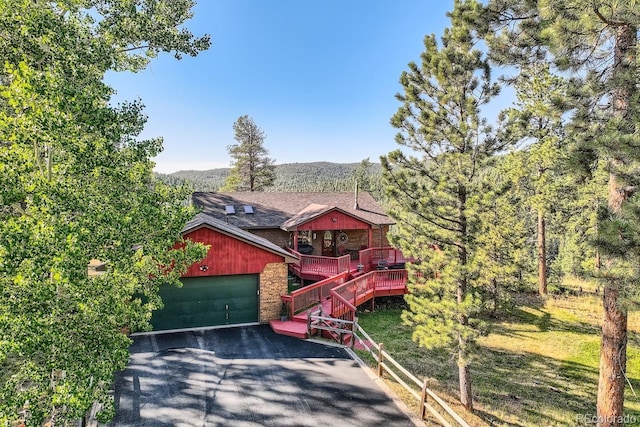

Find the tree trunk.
xmin=537 ymin=209 xmax=547 ymax=295
xmin=458 ymin=350 xmax=473 ymax=411
xmin=457 ymin=276 xmax=473 ymax=410
xmin=597 ymin=283 xmax=628 ymax=427
xmin=456 ymin=184 xmax=473 ymax=410
xmin=596 ymin=23 xmax=635 ymax=426
xmin=249 ymin=160 xmax=255 ymax=192
xmin=491 ymin=277 xmax=498 ymax=318
xmin=597 ymin=171 xmax=629 ymax=426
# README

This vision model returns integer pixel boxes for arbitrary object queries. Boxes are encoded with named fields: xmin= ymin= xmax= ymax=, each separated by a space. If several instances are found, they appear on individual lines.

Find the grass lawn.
xmin=355 ymin=284 xmax=640 ymax=426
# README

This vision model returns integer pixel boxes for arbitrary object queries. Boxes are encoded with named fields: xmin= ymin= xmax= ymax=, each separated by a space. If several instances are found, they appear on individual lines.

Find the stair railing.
xmin=307 ymin=301 xmax=357 ymax=347
xmin=282 ymin=271 xmax=349 ymax=316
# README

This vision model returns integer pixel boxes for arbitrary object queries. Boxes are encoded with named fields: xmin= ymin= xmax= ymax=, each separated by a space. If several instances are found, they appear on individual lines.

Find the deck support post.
xmin=370 ymin=297 xmax=375 ymax=312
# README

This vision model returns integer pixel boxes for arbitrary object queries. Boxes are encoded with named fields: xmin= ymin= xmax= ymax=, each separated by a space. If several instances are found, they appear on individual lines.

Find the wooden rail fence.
xmin=307 ymin=306 xmax=356 ymax=347
xmin=354 ymin=324 xmax=470 ymax=427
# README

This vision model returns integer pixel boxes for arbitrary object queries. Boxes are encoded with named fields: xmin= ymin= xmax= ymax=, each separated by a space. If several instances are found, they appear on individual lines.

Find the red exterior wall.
xmin=297 ymin=210 xmax=370 ymax=231
xmin=182 ymin=227 xmax=284 ymax=277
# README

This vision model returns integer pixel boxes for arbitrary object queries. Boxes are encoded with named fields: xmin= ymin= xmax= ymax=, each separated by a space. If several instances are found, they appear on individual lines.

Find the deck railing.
xmin=372 ymin=269 xmax=409 ymax=292
xmin=290 ymin=250 xmax=351 ymax=277
xmin=336 ymin=254 xmax=351 ymax=274
xmin=329 ymin=286 xmax=358 ymax=324
xmin=331 ymin=269 xmax=408 ymax=308
xmin=358 ymin=247 xmax=413 ymax=272
xmin=332 ymin=271 xmax=376 ymax=309
xmin=282 ymin=271 xmax=349 ymax=316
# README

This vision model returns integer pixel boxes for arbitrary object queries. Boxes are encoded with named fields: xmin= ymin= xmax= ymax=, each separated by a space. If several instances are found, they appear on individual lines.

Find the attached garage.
xmin=151 ymin=275 xmax=259 ymax=331
xmin=150 ymin=213 xmax=298 ymax=332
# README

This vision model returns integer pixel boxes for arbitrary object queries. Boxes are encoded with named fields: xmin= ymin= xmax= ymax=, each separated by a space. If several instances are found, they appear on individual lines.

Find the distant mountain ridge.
xmin=155 ymin=161 xmax=383 ymax=195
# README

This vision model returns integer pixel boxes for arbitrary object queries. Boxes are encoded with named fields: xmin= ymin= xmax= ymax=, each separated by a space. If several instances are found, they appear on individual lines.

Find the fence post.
xmin=377 ymin=343 xmax=384 ymax=377
xmin=420 ymin=377 xmax=428 ymax=419
xmin=350 ymin=317 xmax=357 ymax=349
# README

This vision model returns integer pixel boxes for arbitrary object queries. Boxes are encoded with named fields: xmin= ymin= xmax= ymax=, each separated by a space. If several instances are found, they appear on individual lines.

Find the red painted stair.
xmin=268 ymin=318 xmax=309 ymax=339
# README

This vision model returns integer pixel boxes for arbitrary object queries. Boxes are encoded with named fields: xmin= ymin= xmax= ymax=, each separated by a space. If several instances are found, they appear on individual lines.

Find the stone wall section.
xmin=252 ymin=229 xmax=290 ymax=248
xmin=259 ymin=262 xmax=288 ymax=322
xmin=342 ymin=230 xmax=369 ymax=251
xmin=371 ymin=225 xmax=391 ymax=248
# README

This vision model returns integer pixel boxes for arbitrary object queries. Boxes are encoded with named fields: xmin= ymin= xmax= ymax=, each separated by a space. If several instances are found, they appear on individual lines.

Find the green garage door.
xmin=151 ymin=274 xmax=259 ymax=331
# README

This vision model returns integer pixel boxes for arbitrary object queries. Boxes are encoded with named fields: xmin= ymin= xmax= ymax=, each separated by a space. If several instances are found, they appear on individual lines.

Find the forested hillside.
xmin=156 ymin=161 xmax=383 ymax=195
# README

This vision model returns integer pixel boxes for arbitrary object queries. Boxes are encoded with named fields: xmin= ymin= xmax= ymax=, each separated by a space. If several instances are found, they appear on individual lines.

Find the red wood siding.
xmin=297 ymin=210 xmax=370 ymax=231
xmin=183 ymin=227 xmax=284 ymax=277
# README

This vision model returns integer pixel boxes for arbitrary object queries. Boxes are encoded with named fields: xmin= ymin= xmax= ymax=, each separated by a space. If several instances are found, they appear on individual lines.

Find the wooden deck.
xmin=271 ymin=268 xmax=408 ymax=340
xmin=272 ymin=248 xmax=412 ymax=341
xmin=288 ymin=253 xmax=352 ymax=281
xmin=288 ymin=246 xmax=412 ymax=282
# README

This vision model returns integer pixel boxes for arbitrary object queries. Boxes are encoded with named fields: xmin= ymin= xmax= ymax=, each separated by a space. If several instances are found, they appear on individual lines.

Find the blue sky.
xmin=106 ymin=1 xmax=463 ymax=174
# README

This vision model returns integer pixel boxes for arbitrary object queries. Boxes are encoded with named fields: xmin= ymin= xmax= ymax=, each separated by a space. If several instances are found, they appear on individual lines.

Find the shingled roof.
xmin=182 ymin=213 xmax=298 ymax=263
xmin=280 ymin=203 xmax=334 ymax=231
xmin=192 ymin=192 xmax=394 ymax=230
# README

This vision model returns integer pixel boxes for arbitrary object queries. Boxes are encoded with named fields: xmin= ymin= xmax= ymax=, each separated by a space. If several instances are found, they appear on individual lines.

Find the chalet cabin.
xmin=150 ymin=213 xmax=298 ymax=332
xmin=192 ymin=191 xmax=395 ymax=260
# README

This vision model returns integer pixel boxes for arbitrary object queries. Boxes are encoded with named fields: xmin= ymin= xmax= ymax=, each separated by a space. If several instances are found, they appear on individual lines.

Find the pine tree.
xmin=474 ymin=157 xmax=531 ymax=316
xmin=222 ymin=115 xmax=275 ymax=191
xmin=352 ymin=158 xmax=373 ymax=192
xmin=485 ymin=1 xmax=640 ymax=423
xmin=503 ymin=63 xmax=568 ymax=295
xmin=381 ymin=0 xmax=504 ymax=410
xmin=558 ymin=158 xmax=608 ymax=277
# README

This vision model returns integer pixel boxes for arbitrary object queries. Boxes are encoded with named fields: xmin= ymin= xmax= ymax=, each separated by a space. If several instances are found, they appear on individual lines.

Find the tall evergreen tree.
xmin=474 ymin=157 xmax=531 ymax=316
xmin=485 ymin=1 xmax=640 ymax=423
xmin=381 ymin=0 xmax=504 ymax=410
xmin=503 ymin=63 xmax=568 ymax=295
xmin=351 ymin=157 xmax=384 ymax=200
xmin=0 ymin=1 xmax=209 ymax=423
xmin=352 ymin=158 xmax=373 ymax=192
xmin=558 ymin=158 xmax=608 ymax=277
xmin=222 ymin=115 xmax=275 ymax=192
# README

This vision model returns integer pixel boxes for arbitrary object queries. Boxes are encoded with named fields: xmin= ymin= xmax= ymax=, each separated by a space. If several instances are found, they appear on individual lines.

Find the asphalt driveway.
xmin=110 ymin=325 xmax=420 ymax=427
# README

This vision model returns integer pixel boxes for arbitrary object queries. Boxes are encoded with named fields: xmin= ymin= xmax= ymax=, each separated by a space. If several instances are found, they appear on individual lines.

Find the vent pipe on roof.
xmin=354 ymin=180 xmax=360 ymax=210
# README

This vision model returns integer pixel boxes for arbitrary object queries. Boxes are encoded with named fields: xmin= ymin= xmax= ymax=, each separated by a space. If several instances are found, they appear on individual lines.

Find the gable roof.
xmin=192 ymin=192 xmax=394 ymax=230
xmin=280 ymin=203 xmax=333 ymax=231
xmin=182 ymin=213 xmax=298 ymax=263
xmin=281 ymin=205 xmax=359 ymax=231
